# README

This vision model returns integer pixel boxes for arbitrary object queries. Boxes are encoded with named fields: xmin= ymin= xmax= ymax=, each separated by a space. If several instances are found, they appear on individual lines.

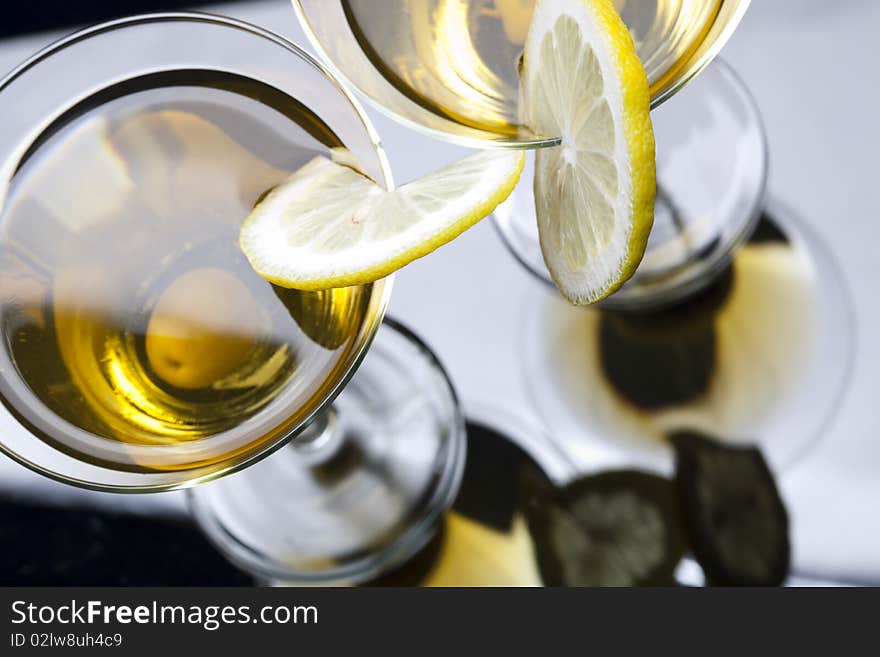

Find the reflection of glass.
xmin=490 ymin=35 xmax=851 ymax=487
xmin=292 ymin=0 xmax=750 ymax=147
xmin=1 ymin=410 xmax=791 ymax=586
xmin=0 ymin=14 xmax=394 ymax=492
xmin=192 ymin=404 xmax=573 ymax=586
xmin=386 ymin=408 xmax=574 ymax=586
xmin=671 ymin=432 xmax=790 ymax=586
xmin=522 ymin=206 xmax=854 ymax=473
xmin=364 ymin=412 xmax=791 ymax=587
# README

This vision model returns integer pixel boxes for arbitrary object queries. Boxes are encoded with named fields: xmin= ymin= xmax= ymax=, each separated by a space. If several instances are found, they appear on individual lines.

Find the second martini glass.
xmin=292 ymin=0 xmax=751 ymax=147
xmin=291 ymin=0 xmax=755 ymax=290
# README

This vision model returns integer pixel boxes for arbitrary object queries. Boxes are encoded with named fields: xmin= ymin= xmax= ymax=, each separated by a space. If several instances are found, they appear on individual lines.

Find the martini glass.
xmin=291 ymin=1 xmax=753 ymax=302
xmin=292 ymin=0 xmax=751 ymax=147
xmin=0 ymin=14 xmax=464 ymax=584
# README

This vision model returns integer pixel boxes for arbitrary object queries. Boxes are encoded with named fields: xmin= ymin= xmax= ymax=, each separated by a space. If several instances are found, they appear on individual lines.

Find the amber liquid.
xmin=0 ymin=71 xmax=377 ymax=472
xmin=340 ymin=0 xmax=723 ymax=134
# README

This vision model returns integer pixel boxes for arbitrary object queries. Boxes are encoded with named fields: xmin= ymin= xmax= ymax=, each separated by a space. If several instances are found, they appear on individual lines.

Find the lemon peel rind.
xmin=528 ymin=0 xmax=655 ymax=306
xmin=598 ymin=0 xmax=656 ymax=302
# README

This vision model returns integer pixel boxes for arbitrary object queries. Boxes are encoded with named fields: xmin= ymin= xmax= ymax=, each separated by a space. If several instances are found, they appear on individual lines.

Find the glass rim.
xmin=0 ymin=11 xmax=397 ymax=195
xmin=648 ymin=0 xmax=751 ymax=110
xmin=291 ymin=0 xmax=752 ymax=150
xmin=0 ymin=12 xmax=396 ymax=493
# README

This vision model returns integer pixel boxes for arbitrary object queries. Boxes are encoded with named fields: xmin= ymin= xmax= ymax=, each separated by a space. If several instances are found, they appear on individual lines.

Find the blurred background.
xmin=0 ymin=0 xmax=877 ymax=586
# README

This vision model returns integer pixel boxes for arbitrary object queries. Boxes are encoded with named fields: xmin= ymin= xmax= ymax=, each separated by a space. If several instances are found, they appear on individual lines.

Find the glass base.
xmin=494 ymin=60 xmax=767 ymax=310
xmin=520 ymin=201 xmax=855 ymax=474
xmin=188 ymin=318 xmax=465 ymax=586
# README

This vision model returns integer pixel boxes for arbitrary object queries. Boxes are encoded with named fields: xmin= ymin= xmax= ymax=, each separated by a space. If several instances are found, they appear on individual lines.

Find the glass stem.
xmin=657 ymin=183 xmax=694 ymax=257
xmin=290 ymin=405 xmax=342 ymax=465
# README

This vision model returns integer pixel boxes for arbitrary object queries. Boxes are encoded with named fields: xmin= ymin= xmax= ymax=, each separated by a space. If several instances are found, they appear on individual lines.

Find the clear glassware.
xmin=191 ymin=397 xmax=575 ymax=586
xmin=291 ymin=0 xmax=751 ymax=147
xmin=497 ymin=60 xmax=766 ymax=310
xmin=0 ymin=8 xmax=447 ymax=548
xmin=0 ymin=12 xmax=470 ymax=585
xmin=190 ymin=318 xmax=467 ymax=586
xmin=0 ymin=13 xmax=396 ymax=492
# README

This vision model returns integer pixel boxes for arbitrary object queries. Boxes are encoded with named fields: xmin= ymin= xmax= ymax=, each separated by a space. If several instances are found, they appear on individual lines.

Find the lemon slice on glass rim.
xmin=240 ymin=149 xmax=524 ymax=290
xmin=241 ymin=0 xmax=654 ymax=302
xmin=522 ymin=0 xmax=656 ymax=305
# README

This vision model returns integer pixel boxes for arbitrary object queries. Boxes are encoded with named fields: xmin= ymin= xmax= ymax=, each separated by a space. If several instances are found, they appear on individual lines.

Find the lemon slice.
xmin=240 ymin=150 xmax=524 ymax=290
xmin=522 ymin=0 xmax=655 ymax=305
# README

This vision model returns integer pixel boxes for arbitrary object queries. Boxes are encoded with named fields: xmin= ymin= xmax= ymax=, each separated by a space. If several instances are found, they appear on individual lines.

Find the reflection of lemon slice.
xmin=108 ymin=110 xmax=290 ymax=221
xmin=522 ymin=0 xmax=655 ymax=304
xmin=146 ymin=268 xmax=264 ymax=390
xmin=240 ymin=150 xmax=524 ymax=290
xmin=423 ymin=513 xmax=541 ymax=587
